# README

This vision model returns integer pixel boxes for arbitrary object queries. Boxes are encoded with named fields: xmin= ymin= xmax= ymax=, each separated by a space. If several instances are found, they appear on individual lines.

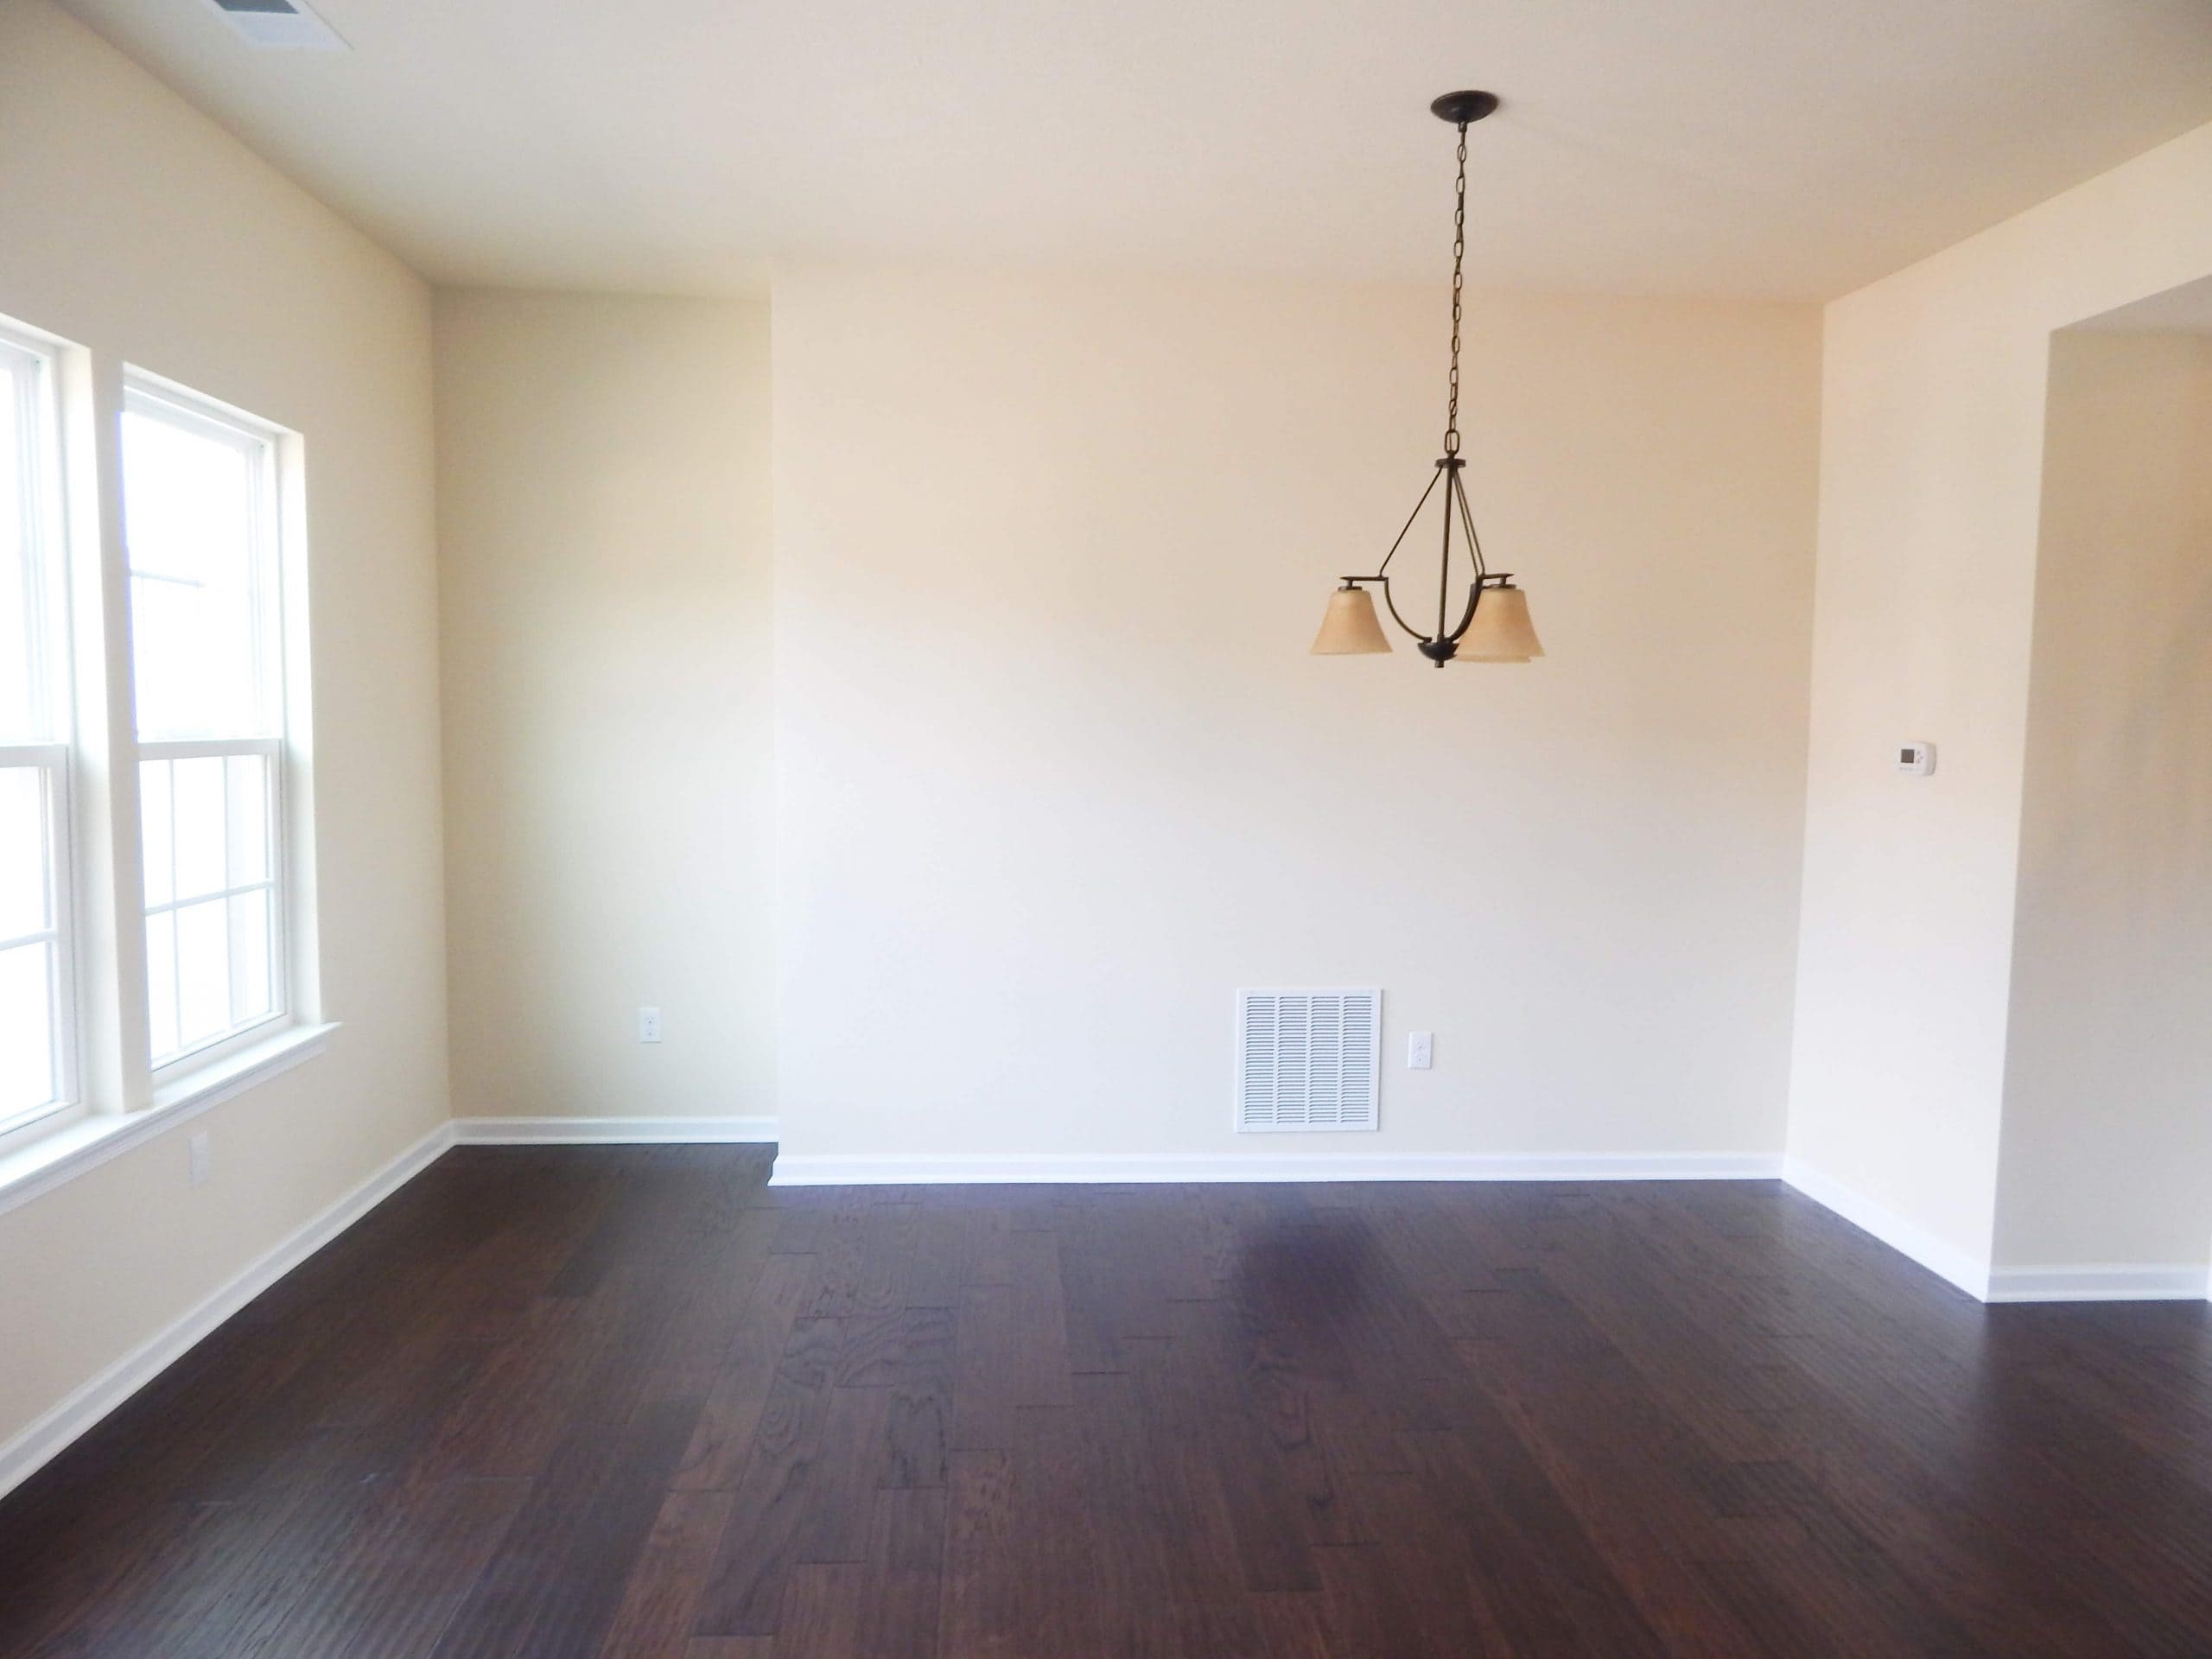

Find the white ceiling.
xmin=59 ymin=0 xmax=2212 ymax=301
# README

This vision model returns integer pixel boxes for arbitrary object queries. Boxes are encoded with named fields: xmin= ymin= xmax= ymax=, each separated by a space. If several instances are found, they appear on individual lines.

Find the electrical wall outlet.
xmin=188 ymin=1130 xmax=212 ymax=1188
xmin=638 ymin=1007 xmax=663 ymax=1044
xmin=1407 ymin=1030 xmax=1433 ymax=1070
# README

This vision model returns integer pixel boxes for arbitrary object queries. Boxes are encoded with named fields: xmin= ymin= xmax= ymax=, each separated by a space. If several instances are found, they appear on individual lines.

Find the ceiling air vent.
xmin=1236 ymin=988 xmax=1381 ymax=1133
xmin=201 ymin=0 xmax=348 ymax=51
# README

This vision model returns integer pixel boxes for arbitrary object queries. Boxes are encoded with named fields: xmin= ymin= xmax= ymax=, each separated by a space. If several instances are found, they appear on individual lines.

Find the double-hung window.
xmin=0 ymin=311 xmax=319 ymax=1180
xmin=121 ymin=381 xmax=289 ymax=1072
xmin=0 ymin=326 xmax=73 ymax=1135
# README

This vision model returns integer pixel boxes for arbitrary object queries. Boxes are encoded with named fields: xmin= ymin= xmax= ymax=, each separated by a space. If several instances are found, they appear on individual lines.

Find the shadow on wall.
xmin=1994 ymin=285 xmax=2212 ymax=1275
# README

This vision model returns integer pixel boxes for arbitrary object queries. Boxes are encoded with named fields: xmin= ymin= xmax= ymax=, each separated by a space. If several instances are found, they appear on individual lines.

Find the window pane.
xmin=0 ymin=940 xmax=54 ymax=1115
xmin=140 ymin=758 xmax=174 ymax=907
xmin=229 ymin=887 xmax=271 ymax=1025
xmin=0 ymin=764 xmax=48 ymax=940
xmin=2 ymin=330 xmax=69 ymax=1119
xmin=145 ymin=909 xmax=178 ymax=1064
xmin=121 ymin=405 xmax=270 ymax=741
xmin=172 ymin=754 xmax=226 ymax=901
xmin=226 ymin=753 xmax=270 ymax=887
xmin=129 ymin=575 xmax=263 ymax=744
xmin=0 ymin=358 xmax=33 ymax=744
xmin=175 ymin=897 xmax=229 ymax=1051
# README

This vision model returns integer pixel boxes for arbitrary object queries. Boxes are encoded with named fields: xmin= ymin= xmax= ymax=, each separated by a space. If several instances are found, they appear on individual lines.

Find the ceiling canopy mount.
xmin=1427 ymin=90 xmax=1500 ymax=126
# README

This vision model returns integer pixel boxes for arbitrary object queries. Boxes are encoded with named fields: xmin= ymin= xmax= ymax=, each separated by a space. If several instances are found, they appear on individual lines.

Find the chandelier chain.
xmin=1444 ymin=121 xmax=1468 ymax=456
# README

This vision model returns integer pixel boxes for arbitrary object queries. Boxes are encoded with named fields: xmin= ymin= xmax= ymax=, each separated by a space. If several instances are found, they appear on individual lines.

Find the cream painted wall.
xmin=1787 ymin=119 xmax=2212 ymax=1278
xmin=1993 ymin=329 xmax=2212 ymax=1271
xmin=772 ymin=266 xmax=1820 ymax=1166
xmin=435 ymin=291 xmax=776 ymax=1125
xmin=0 ymin=0 xmax=447 ymax=1452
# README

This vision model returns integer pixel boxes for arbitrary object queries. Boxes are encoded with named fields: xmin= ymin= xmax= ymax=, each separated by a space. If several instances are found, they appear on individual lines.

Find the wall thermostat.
xmin=1896 ymin=741 xmax=1936 ymax=776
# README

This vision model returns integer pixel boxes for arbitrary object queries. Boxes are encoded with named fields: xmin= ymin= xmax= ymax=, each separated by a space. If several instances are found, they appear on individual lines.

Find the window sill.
xmin=0 ymin=1022 xmax=337 ymax=1221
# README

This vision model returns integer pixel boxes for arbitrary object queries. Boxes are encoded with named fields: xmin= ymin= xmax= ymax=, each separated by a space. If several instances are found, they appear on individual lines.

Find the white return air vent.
xmin=201 ymin=0 xmax=349 ymax=50
xmin=1236 ymin=988 xmax=1381 ymax=1133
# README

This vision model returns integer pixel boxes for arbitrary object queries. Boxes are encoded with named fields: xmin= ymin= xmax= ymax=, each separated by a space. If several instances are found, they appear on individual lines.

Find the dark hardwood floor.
xmin=6 ymin=1147 xmax=2212 ymax=1656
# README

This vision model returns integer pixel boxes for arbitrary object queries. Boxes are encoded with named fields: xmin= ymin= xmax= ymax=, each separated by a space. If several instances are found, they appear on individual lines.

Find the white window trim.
xmin=121 ymin=372 xmax=306 ymax=1086
xmin=0 ymin=317 xmax=331 ymax=1192
xmin=0 ymin=1020 xmax=334 ymax=1217
xmin=1 ymin=320 xmax=80 ymax=1138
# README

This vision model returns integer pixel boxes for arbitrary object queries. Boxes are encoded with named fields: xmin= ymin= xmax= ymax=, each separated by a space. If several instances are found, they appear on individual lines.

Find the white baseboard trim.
xmin=451 ymin=1116 xmax=779 ymax=1146
xmin=0 ymin=1118 xmax=454 ymax=1505
xmin=1782 ymin=1155 xmax=1992 ymax=1300
xmin=769 ymin=1149 xmax=1784 ymax=1186
xmin=1985 ymin=1263 xmax=2210 ymax=1303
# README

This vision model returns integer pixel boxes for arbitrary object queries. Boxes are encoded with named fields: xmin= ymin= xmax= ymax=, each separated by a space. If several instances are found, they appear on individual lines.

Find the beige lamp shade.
xmin=1311 ymin=585 xmax=1393 ymax=654
xmin=1456 ymin=584 xmax=1542 ymax=662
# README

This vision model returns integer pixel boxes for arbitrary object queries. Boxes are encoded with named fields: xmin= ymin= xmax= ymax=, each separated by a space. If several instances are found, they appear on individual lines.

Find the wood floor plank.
xmin=425 ymin=1394 xmax=702 ymax=1659
xmin=591 ymin=1489 xmax=739 ymax=1659
xmin=1006 ymin=1228 xmax=1077 ymax=1409
xmin=238 ymin=1475 xmax=535 ymax=1659
xmin=875 ymin=1306 xmax=955 ymax=1491
xmin=792 ymin=1387 xmax=894 ymax=1564
xmin=890 ymin=1204 xmax=971 ymax=1310
xmin=1011 ymin=1406 xmax=1106 ymax=1654
xmin=849 ymin=1488 xmax=946 ymax=1659
xmin=1163 ymin=1298 xmax=1322 ymax=1592
xmin=674 ymin=1250 xmax=826 ymax=1493
xmin=766 ymin=1562 xmax=864 ymax=1656
xmin=936 ymin=1449 xmax=1022 ymax=1658
xmin=1071 ymin=1369 xmax=1196 ymax=1659
xmin=948 ymin=1282 xmax=1020 ymax=1452
xmin=690 ymin=1316 xmax=844 ymax=1637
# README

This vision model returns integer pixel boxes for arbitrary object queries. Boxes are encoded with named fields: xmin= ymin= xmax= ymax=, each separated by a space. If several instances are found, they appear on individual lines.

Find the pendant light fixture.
xmin=1311 ymin=91 xmax=1543 ymax=668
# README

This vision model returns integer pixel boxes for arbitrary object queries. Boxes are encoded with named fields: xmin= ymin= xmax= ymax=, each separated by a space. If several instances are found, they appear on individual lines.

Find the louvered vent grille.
xmin=202 ymin=0 xmax=348 ymax=49
xmin=1236 ymin=988 xmax=1381 ymax=1132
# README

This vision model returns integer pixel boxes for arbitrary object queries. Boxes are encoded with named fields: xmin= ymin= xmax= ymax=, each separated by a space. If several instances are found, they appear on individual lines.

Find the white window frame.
xmin=0 ymin=320 xmax=331 ymax=1198
xmin=120 ymin=375 xmax=296 ymax=1081
xmin=0 ymin=322 xmax=79 ymax=1147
